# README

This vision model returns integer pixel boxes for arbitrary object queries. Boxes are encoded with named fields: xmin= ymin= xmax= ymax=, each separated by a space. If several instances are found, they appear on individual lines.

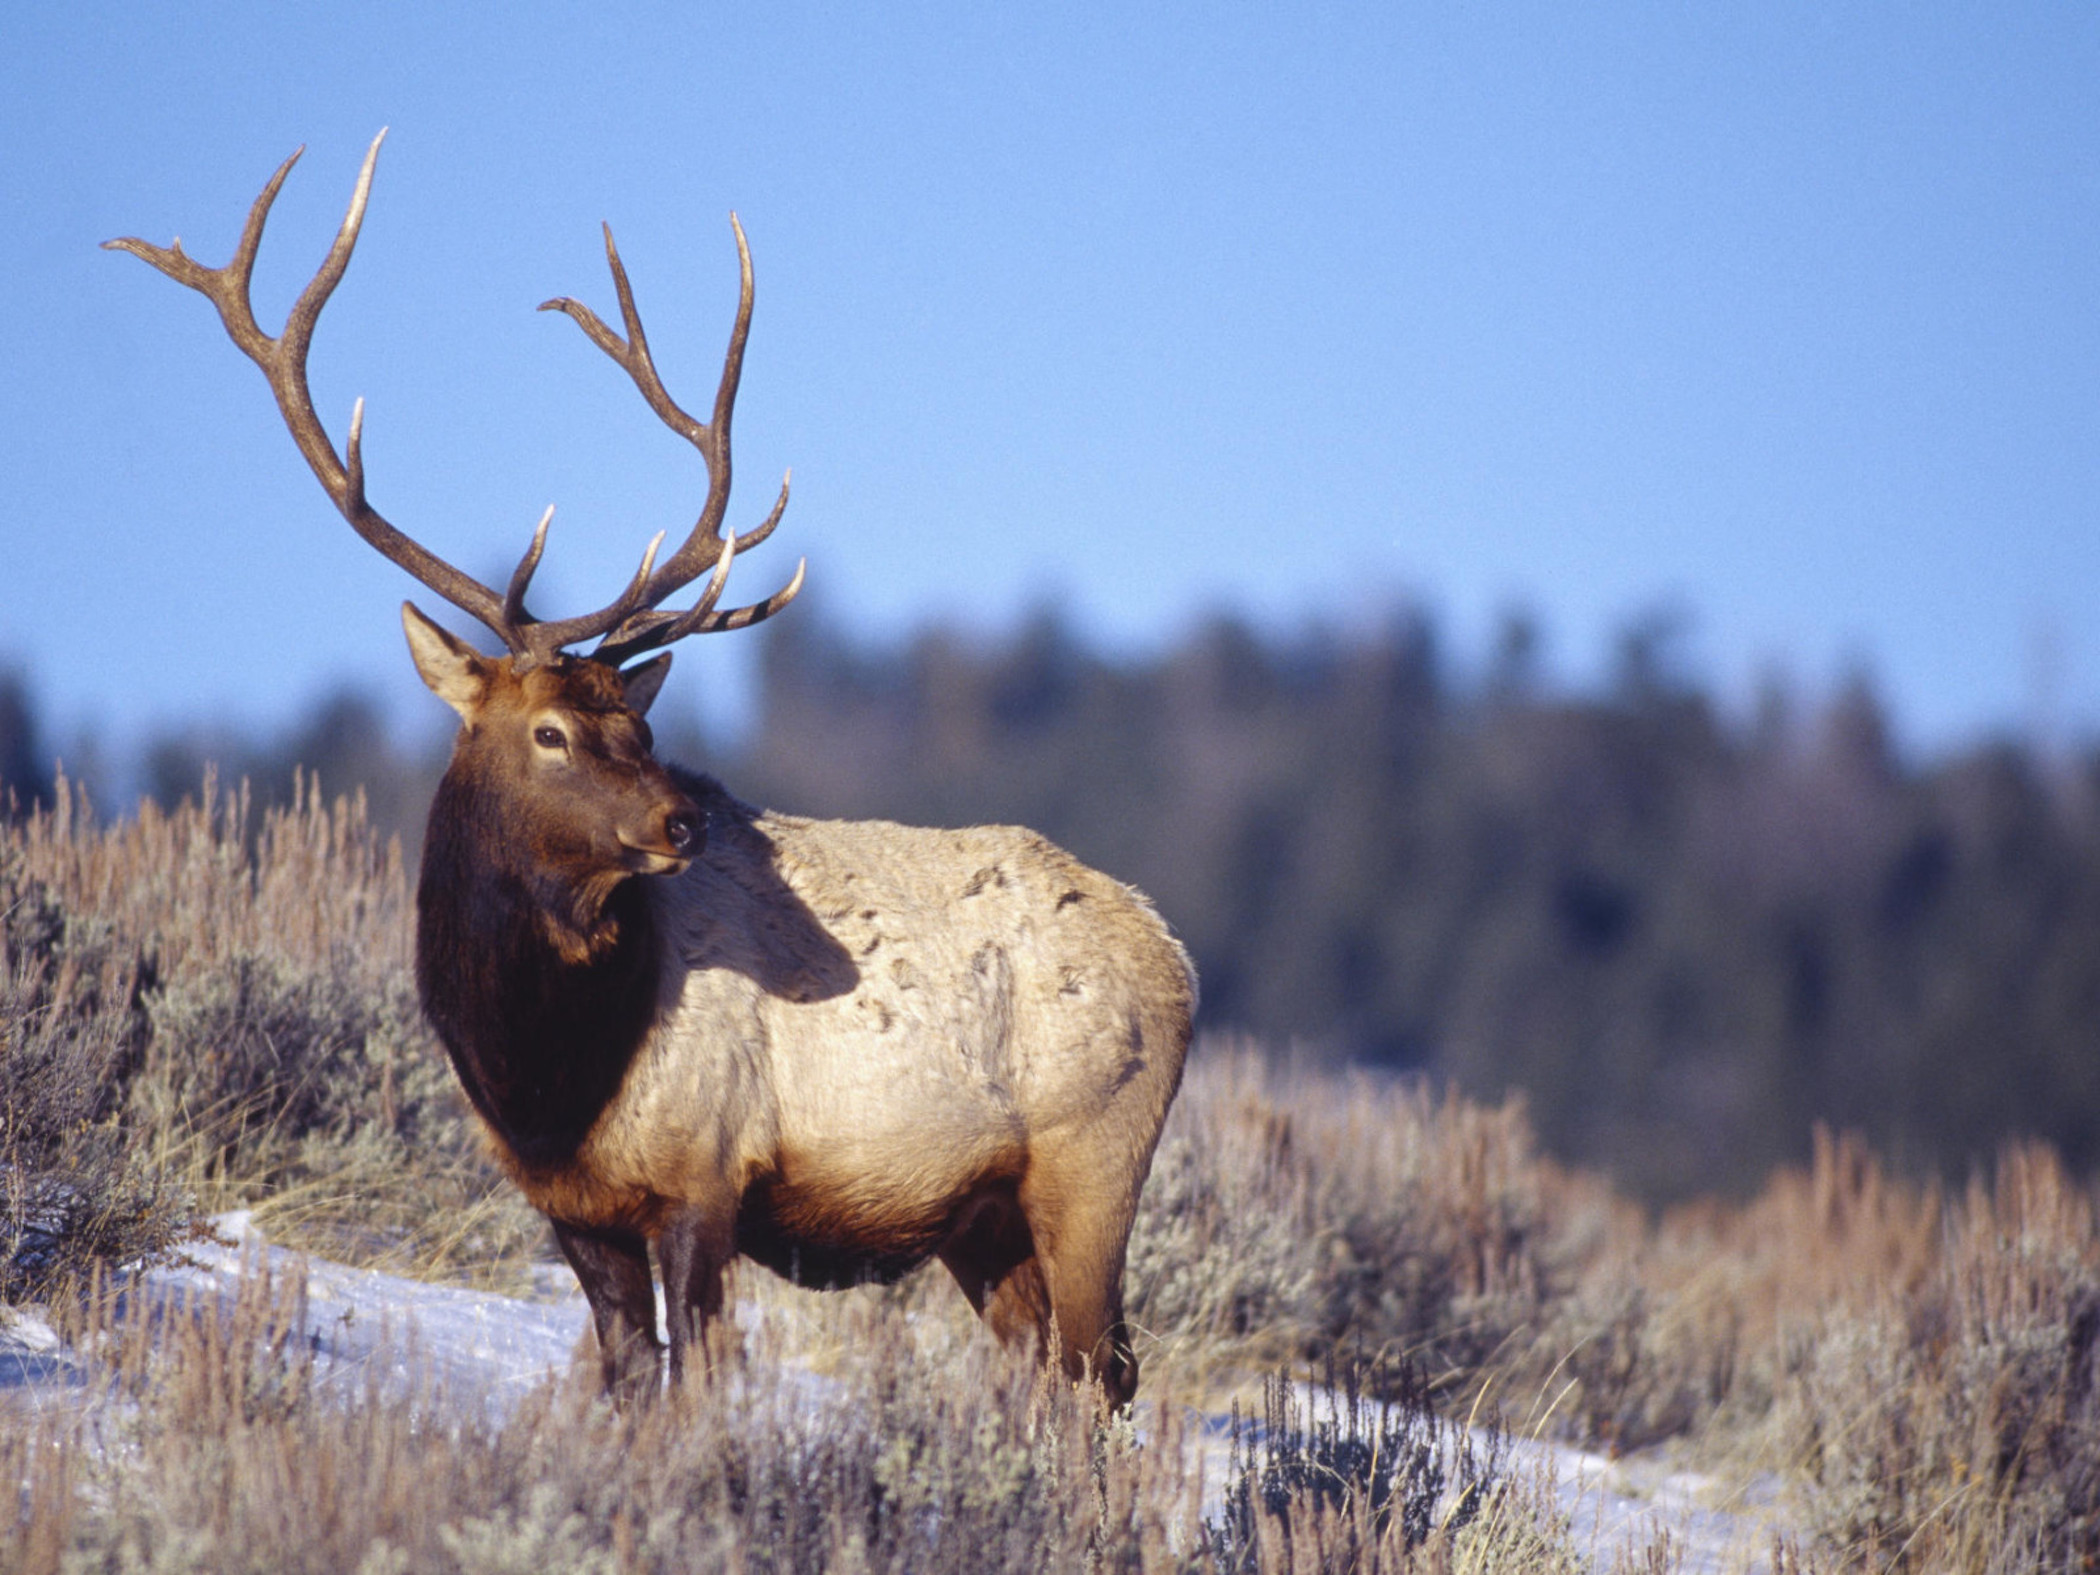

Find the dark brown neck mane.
xmin=414 ymin=768 xmax=662 ymax=1171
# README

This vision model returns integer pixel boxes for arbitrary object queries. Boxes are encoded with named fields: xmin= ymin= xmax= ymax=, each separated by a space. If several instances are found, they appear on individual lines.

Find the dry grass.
xmin=1125 ymin=1047 xmax=2100 ymax=1569
xmin=5 ymin=772 xmax=2099 ymax=1569
xmin=0 ymin=1261 xmax=1588 ymax=1575
xmin=2 ymin=771 xmax=543 ymax=1292
xmin=1751 ymin=1140 xmax=2099 ymax=1570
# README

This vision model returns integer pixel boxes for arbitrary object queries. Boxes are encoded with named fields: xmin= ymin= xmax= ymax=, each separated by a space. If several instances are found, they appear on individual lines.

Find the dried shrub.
xmin=1130 ymin=1041 xmax=2100 ymax=1572
xmin=1764 ymin=1142 xmax=2100 ymax=1570
xmin=1128 ymin=1043 xmax=1637 ymax=1436
xmin=1 ymin=773 xmax=538 ymax=1297
xmin=1126 ymin=1046 xmax=1326 ymax=1364
xmin=0 ymin=835 xmax=187 ymax=1297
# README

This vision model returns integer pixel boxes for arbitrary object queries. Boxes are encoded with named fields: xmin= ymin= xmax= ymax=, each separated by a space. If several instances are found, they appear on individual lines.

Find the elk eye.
xmin=533 ymin=725 xmax=567 ymax=750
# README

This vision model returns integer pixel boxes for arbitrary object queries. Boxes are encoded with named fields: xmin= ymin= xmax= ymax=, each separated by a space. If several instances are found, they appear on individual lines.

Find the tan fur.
xmin=515 ymin=795 xmax=1196 ymax=1239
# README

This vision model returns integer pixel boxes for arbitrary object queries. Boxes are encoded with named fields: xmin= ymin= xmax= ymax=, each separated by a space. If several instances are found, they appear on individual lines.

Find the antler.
xmin=104 ymin=132 xmax=804 ymax=670
xmin=537 ymin=215 xmax=803 ymax=666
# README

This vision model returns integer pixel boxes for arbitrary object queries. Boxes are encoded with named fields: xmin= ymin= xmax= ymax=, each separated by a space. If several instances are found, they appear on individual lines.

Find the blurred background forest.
xmin=6 ymin=600 xmax=2093 ymax=1204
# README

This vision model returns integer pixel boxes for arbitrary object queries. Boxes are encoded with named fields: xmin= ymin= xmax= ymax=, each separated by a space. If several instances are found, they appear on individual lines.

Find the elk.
xmin=106 ymin=134 xmax=1194 ymax=1408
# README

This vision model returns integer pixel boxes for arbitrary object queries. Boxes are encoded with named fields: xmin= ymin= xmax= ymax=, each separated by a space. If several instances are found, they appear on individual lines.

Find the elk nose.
xmin=664 ymin=807 xmax=705 ymax=856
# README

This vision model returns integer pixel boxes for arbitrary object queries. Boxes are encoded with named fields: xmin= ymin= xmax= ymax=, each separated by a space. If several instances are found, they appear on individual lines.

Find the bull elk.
xmin=107 ymin=134 xmax=1195 ymax=1407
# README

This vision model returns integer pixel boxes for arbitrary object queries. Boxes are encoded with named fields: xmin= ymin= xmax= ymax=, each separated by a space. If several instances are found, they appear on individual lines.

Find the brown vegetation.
xmin=4 ymin=780 xmax=2098 ymax=1569
xmin=1 ymin=772 xmax=542 ymax=1291
xmin=3 ymin=1258 xmax=1589 ymax=1575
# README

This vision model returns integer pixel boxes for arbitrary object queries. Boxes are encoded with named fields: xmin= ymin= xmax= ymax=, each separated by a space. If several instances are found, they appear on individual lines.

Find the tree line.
xmin=9 ymin=604 xmax=2097 ymax=1200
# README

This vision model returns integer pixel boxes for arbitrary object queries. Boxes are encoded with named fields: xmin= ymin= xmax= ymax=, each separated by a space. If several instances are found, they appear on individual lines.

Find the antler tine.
xmin=736 ymin=468 xmax=793 ymax=556
xmin=502 ymin=507 xmax=556 ymax=628
xmin=661 ymin=524 xmax=739 ymax=636
xmin=105 ymin=132 xmax=523 ymax=652
xmin=697 ymin=556 xmax=807 ymax=634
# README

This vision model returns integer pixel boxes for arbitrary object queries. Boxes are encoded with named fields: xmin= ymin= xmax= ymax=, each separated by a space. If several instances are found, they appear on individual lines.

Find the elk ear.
xmin=401 ymin=602 xmax=488 ymax=722
xmin=619 ymin=653 xmax=673 ymax=717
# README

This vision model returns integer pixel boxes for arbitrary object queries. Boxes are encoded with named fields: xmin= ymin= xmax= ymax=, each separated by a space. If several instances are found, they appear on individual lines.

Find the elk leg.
xmin=1021 ymin=1170 xmax=1143 ymax=1408
xmin=658 ymin=1205 xmax=735 ymax=1388
xmin=552 ymin=1218 xmax=661 ymax=1403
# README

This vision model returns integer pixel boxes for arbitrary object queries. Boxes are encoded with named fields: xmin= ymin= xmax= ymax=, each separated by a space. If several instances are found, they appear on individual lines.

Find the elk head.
xmin=105 ymin=131 xmax=801 ymax=908
xmin=406 ymin=609 xmax=702 ymax=907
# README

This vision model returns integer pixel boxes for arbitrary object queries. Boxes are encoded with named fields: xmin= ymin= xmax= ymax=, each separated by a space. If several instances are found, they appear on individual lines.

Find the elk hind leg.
xmin=552 ymin=1218 xmax=661 ymax=1404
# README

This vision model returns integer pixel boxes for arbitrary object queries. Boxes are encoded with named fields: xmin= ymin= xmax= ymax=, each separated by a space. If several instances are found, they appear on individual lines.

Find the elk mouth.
xmin=618 ymin=842 xmax=693 ymax=876
xmin=616 ymin=836 xmax=696 ymax=876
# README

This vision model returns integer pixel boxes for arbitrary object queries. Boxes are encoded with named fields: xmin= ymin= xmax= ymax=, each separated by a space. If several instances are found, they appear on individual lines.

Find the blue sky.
xmin=4 ymin=3 xmax=2097 ymax=759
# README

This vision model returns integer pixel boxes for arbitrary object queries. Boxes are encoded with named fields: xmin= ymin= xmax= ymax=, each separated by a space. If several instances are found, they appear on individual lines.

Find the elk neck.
xmin=414 ymin=765 xmax=664 ymax=1171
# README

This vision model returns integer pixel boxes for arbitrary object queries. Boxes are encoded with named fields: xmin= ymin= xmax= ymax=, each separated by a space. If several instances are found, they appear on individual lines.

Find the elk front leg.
xmin=658 ymin=1204 xmax=736 ymax=1388
xmin=552 ymin=1218 xmax=661 ymax=1403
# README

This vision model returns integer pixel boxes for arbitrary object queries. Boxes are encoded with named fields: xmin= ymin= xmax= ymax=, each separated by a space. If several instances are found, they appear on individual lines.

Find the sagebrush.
xmin=4 ymin=773 xmax=2097 ymax=1570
